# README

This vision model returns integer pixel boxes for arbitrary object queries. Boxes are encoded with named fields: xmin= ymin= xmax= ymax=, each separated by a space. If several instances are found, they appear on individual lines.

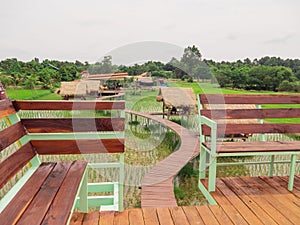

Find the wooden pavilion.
xmin=156 ymin=87 xmax=197 ymax=119
xmin=58 ymin=80 xmax=100 ymax=100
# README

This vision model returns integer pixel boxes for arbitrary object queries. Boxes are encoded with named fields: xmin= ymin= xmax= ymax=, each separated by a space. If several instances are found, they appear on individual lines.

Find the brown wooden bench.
xmin=197 ymin=94 xmax=300 ymax=194
xmin=0 ymin=98 xmax=125 ymax=225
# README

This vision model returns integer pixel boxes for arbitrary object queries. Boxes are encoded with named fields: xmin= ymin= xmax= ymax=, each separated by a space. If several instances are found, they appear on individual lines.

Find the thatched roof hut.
xmin=58 ymin=80 xmax=100 ymax=99
xmin=157 ymin=87 xmax=196 ymax=108
xmin=156 ymin=87 xmax=197 ymax=118
xmin=85 ymin=80 xmax=100 ymax=94
xmin=59 ymin=81 xmax=86 ymax=97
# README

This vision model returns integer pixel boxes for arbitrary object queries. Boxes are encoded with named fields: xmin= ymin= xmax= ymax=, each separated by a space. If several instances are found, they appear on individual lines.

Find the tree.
xmin=38 ymin=68 xmax=58 ymax=89
xmin=180 ymin=45 xmax=202 ymax=76
xmin=24 ymin=74 xmax=38 ymax=89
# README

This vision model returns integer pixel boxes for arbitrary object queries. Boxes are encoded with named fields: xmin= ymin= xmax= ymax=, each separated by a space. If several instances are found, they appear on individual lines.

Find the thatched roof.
xmin=156 ymin=87 xmax=196 ymax=108
xmin=85 ymin=80 xmax=100 ymax=93
xmin=59 ymin=81 xmax=86 ymax=96
xmin=86 ymin=73 xmax=129 ymax=80
xmin=59 ymin=80 xmax=100 ymax=96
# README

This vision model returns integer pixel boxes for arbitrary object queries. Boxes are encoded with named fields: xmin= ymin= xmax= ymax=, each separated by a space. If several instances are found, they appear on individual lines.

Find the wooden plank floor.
xmin=126 ymin=110 xmax=199 ymax=208
xmin=71 ymin=175 xmax=300 ymax=224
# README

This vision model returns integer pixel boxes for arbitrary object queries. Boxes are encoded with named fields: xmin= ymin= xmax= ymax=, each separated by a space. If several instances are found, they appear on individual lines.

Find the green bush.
xmin=174 ymin=187 xmax=185 ymax=200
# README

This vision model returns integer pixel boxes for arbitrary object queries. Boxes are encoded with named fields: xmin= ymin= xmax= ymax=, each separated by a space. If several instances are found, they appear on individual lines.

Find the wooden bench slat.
xmin=0 ymin=99 xmax=17 ymax=119
xmin=32 ymin=139 xmax=125 ymax=154
xmin=0 ymin=163 xmax=55 ymax=225
xmin=202 ymin=123 xmax=300 ymax=135
xmin=41 ymin=161 xmax=87 ymax=225
xmin=203 ymin=141 xmax=300 ymax=153
xmin=0 ymin=122 xmax=27 ymax=152
xmin=199 ymin=94 xmax=300 ymax=104
xmin=22 ymin=118 xmax=125 ymax=133
xmin=0 ymin=142 xmax=36 ymax=189
xmin=14 ymin=100 xmax=125 ymax=111
xmin=16 ymin=162 xmax=73 ymax=225
xmin=201 ymin=108 xmax=300 ymax=119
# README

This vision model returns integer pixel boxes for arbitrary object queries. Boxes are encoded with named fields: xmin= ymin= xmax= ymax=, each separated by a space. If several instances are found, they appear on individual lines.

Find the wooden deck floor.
xmin=126 ymin=110 xmax=199 ymax=208
xmin=70 ymin=175 xmax=300 ymax=224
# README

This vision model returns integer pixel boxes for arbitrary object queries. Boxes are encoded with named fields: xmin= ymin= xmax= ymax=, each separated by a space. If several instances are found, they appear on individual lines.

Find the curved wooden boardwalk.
xmin=125 ymin=110 xmax=199 ymax=208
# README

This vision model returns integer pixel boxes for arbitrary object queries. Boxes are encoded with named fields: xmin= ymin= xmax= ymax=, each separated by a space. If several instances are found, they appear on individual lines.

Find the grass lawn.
xmin=169 ymin=80 xmax=297 ymax=95
xmin=6 ymin=89 xmax=62 ymax=100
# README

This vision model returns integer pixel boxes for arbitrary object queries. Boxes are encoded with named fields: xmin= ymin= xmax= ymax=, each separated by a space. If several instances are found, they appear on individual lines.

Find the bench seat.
xmin=0 ymin=161 xmax=87 ymax=225
xmin=203 ymin=141 xmax=300 ymax=153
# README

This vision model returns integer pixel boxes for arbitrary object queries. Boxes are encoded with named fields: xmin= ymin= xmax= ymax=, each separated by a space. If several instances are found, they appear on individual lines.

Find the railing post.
xmin=119 ymin=153 xmax=124 ymax=211
xmin=79 ymin=170 xmax=88 ymax=213
xmin=288 ymin=154 xmax=297 ymax=191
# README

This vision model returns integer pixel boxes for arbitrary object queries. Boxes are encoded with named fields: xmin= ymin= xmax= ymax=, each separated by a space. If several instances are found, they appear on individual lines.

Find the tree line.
xmin=0 ymin=46 xmax=300 ymax=92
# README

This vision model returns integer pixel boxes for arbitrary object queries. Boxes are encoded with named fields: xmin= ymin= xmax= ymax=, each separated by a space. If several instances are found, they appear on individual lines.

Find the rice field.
xmin=6 ymin=89 xmax=62 ymax=100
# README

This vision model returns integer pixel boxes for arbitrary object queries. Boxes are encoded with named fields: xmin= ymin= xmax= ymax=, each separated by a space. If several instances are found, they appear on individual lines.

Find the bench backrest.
xmin=0 ymin=99 xmax=36 ymax=190
xmin=198 ymin=94 xmax=300 ymax=136
xmin=14 ymin=100 xmax=125 ymax=155
xmin=0 ymin=99 xmax=125 ymax=190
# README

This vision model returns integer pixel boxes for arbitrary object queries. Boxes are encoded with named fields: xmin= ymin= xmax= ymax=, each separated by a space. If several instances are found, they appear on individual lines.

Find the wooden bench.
xmin=197 ymin=94 xmax=300 ymax=194
xmin=0 ymin=98 xmax=125 ymax=225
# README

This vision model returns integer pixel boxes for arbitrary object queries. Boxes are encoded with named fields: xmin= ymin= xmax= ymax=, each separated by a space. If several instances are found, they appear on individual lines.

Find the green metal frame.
xmin=73 ymin=153 xmax=124 ymax=212
xmin=197 ymin=95 xmax=300 ymax=201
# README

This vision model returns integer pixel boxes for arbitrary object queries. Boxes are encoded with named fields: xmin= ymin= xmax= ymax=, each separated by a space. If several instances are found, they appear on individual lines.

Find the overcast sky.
xmin=0 ymin=0 xmax=299 ymax=63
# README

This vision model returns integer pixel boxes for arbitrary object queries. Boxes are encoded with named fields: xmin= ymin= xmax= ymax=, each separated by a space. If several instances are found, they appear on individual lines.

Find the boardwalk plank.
xmin=208 ymin=205 xmax=234 ymax=225
xmin=234 ymin=177 xmax=293 ymax=225
xmin=258 ymin=176 xmax=300 ymax=207
xmin=69 ymin=213 xmax=84 ymax=225
xmin=99 ymin=211 xmax=114 ymax=225
xmin=216 ymin=179 xmax=263 ymax=225
xmin=142 ymin=208 xmax=160 ymax=225
xmin=277 ymin=176 xmax=300 ymax=198
xmin=222 ymin=177 xmax=277 ymax=225
xmin=196 ymin=205 xmax=219 ymax=225
xmin=128 ymin=208 xmax=145 ymax=225
xmin=182 ymin=206 xmax=205 ymax=225
xmin=156 ymin=208 xmax=174 ymax=225
xmin=82 ymin=212 xmax=99 ymax=225
xmin=113 ymin=210 xmax=129 ymax=225
xmin=242 ymin=176 xmax=300 ymax=224
xmin=201 ymin=180 xmax=248 ymax=225
xmin=169 ymin=207 xmax=189 ymax=225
